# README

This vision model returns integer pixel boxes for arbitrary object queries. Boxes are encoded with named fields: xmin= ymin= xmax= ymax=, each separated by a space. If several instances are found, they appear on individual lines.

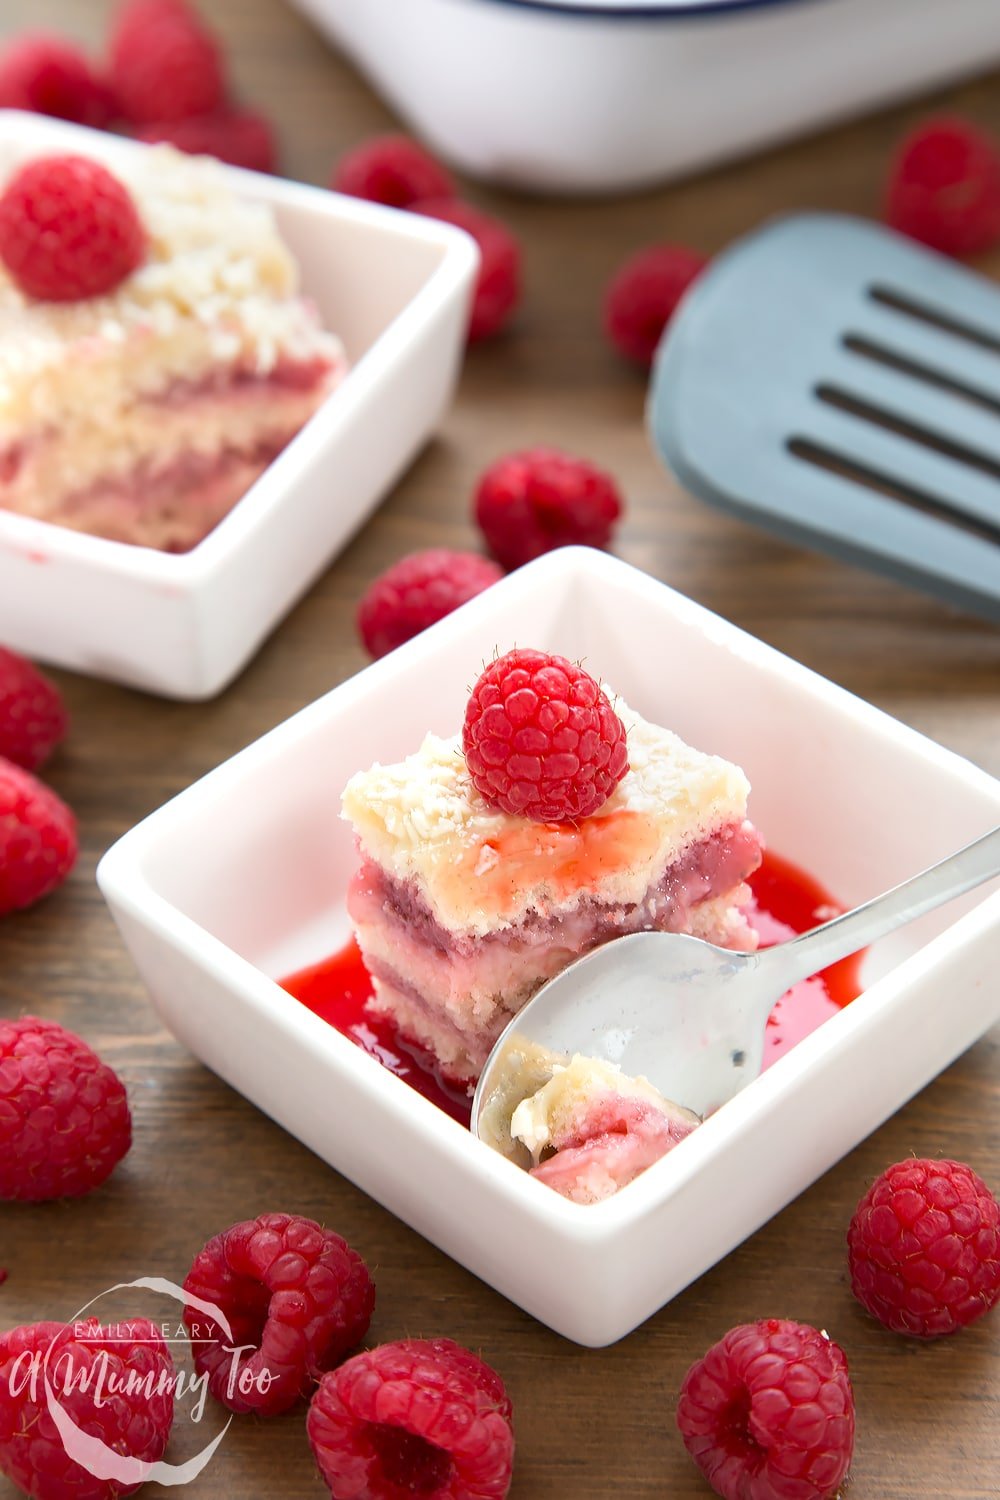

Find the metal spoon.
xmin=471 ymin=825 xmax=1000 ymax=1157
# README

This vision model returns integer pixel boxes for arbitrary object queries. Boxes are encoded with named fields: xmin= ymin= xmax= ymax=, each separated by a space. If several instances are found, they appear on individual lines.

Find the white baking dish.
xmin=0 ymin=112 xmax=477 ymax=699
xmin=96 ymin=548 xmax=1000 ymax=1346
xmin=289 ymin=0 xmax=1000 ymax=194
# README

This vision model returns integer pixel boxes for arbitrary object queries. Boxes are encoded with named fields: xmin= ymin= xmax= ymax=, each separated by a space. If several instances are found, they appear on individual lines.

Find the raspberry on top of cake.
xmin=342 ymin=649 xmax=763 ymax=1086
xmin=0 ymin=146 xmax=345 ymax=552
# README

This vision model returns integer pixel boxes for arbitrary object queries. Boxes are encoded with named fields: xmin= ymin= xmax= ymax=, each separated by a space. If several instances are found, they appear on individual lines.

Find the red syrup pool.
xmin=746 ymin=851 xmax=863 ymax=1068
xmin=280 ymin=849 xmax=865 ymax=1129
xmin=281 ymin=940 xmax=473 ymax=1125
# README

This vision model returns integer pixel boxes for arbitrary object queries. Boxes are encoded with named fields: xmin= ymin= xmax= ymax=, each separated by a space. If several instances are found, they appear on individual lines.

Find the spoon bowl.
xmin=472 ymin=825 xmax=1000 ymax=1155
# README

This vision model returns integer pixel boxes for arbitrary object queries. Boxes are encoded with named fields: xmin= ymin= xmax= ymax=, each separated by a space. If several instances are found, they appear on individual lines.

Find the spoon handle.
xmin=757 ymin=824 xmax=1000 ymax=993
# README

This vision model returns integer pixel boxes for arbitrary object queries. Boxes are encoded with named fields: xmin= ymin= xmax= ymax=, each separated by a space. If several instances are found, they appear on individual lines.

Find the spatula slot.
xmin=814 ymin=384 xmax=1000 ymax=483
xmin=869 ymin=285 xmax=1000 ymax=357
xmin=648 ymin=212 xmax=1000 ymax=618
xmin=842 ymin=335 xmax=1000 ymax=418
xmin=787 ymin=436 xmax=1000 ymax=544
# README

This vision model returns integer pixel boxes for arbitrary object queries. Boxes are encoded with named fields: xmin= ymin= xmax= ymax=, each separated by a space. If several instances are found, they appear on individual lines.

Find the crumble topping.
xmin=0 ymin=145 xmax=342 ymax=436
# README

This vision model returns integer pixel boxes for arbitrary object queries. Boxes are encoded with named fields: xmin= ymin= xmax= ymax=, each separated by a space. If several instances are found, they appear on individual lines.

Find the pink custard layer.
xmin=0 ymin=354 xmax=341 ymax=553
xmin=348 ymin=819 xmax=764 ymax=1084
xmin=530 ymin=1094 xmax=697 ymax=1206
xmin=154 ymin=354 xmax=337 ymax=403
xmin=56 ymin=441 xmax=287 ymax=553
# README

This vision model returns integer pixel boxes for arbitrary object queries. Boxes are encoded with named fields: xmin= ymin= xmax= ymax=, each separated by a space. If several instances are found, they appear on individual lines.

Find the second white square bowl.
xmin=97 ymin=549 xmax=1000 ymax=1344
xmin=0 ymin=112 xmax=478 ymax=699
xmin=290 ymin=0 xmax=1000 ymax=194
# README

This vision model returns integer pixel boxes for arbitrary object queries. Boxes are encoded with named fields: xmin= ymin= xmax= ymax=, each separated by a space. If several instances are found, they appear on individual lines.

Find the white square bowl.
xmin=0 ymin=112 xmax=477 ymax=699
xmin=96 ymin=548 xmax=1000 ymax=1345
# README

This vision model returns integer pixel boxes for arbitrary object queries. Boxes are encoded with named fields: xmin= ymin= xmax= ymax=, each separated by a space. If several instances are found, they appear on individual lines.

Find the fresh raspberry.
xmin=332 ymin=133 xmax=454 ymax=209
xmin=183 ymin=1211 xmax=375 ymax=1416
xmin=0 ymin=761 xmax=77 ymax=915
xmin=603 ymin=243 xmax=708 ymax=367
xmin=676 ymin=1319 xmax=855 ymax=1500
xmin=413 ymin=198 xmax=521 ymax=342
xmin=0 ymin=1317 xmax=173 ymax=1500
xmin=0 ymin=155 xmax=145 ymax=303
xmin=474 ymin=447 xmax=622 ymax=570
xmin=463 ymin=648 xmax=628 ymax=823
xmin=357 ymin=549 xmax=503 ymax=659
xmin=0 ymin=648 xmax=68 ymax=772
xmin=847 ymin=1157 xmax=1000 ymax=1337
xmin=0 ymin=32 xmax=113 ymax=127
xmin=134 ymin=107 xmax=277 ymax=173
xmin=0 ymin=1017 xmax=131 ymax=1202
xmin=885 ymin=117 xmax=1000 ymax=257
xmin=108 ymin=0 xmax=226 ymax=126
xmin=307 ymin=1337 xmax=514 ymax=1500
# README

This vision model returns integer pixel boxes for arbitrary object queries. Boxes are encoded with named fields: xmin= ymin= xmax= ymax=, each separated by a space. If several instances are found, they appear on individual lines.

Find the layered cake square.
xmin=0 ymin=146 xmax=345 ymax=552
xmin=343 ymin=682 xmax=763 ymax=1087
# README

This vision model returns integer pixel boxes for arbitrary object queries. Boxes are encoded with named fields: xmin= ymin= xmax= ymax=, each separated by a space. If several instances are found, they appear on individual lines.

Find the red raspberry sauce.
xmin=282 ymin=942 xmax=473 ymax=1125
xmin=747 ymin=851 xmax=863 ymax=1067
xmin=281 ymin=850 xmax=864 ymax=1128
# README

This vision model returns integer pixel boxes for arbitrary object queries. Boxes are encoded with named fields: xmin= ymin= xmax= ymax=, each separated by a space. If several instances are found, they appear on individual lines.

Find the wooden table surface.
xmin=2 ymin=2 xmax=999 ymax=1496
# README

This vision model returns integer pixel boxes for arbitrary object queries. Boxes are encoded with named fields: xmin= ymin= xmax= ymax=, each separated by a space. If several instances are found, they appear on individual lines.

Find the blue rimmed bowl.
xmin=288 ymin=0 xmax=1000 ymax=193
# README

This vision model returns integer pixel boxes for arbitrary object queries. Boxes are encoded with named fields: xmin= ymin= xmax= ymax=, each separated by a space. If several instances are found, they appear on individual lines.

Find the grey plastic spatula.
xmin=648 ymin=213 xmax=1000 ymax=620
